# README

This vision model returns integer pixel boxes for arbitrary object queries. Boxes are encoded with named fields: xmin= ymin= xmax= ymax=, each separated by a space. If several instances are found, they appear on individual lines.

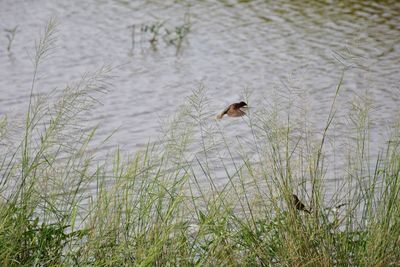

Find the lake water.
xmin=1 ymin=0 xmax=399 ymax=192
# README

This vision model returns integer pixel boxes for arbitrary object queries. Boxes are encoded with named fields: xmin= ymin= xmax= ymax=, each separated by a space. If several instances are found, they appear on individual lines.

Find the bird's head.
xmin=238 ymin=101 xmax=247 ymax=108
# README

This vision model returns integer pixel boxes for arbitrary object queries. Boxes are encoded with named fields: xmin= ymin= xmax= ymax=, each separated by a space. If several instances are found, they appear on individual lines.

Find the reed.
xmin=0 ymin=19 xmax=399 ymax=266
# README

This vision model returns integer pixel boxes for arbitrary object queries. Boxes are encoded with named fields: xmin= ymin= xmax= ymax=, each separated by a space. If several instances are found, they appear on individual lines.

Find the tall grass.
xmin=1 ymin=19 xmax=400 ymax=266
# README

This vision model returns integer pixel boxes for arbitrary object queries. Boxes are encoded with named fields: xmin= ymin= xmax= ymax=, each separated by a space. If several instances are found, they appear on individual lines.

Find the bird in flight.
xmin=217 ymin=101 xmax=248 ymax=119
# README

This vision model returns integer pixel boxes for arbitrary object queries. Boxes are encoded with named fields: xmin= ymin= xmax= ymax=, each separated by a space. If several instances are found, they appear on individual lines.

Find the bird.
xmin=216 ymin=101 xmax=248 ymax=119
xmin=292 ymin=194 xmax=311 ymax=214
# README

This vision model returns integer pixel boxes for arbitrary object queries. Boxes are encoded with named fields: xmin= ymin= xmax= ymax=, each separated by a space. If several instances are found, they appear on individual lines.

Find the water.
xmin=0 ymin=0 xmax=399 ymax=189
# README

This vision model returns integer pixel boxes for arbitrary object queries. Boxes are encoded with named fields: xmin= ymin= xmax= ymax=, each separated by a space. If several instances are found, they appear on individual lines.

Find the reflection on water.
xmin=0 ymin=0 xmax=399 ymax=190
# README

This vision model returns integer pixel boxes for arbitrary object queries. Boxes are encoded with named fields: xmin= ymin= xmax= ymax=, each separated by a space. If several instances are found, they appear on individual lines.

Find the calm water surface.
xmin=0 ymin=0 xmax=399 ymax=190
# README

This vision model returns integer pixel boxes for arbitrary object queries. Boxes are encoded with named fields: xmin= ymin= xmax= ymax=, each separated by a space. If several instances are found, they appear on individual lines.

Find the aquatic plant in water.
xmin=0 ymin=18 xmax=400 ymax=266
xmin=4 ymin=26 xmax=18 ymax=52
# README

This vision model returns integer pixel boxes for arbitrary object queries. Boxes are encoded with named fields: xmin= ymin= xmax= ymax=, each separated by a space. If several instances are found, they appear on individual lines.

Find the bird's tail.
xmin=216 ymin=113 xmax=225 ymax=119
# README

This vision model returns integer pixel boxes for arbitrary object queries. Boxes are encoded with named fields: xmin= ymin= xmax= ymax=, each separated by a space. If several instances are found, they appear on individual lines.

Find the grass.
xmin=1 ymin=19 xmax=400 ymax=266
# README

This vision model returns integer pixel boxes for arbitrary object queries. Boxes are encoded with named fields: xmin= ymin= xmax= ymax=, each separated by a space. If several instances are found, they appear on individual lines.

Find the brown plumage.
xmin=292 ymin=194 xmax=311 ymax=214
xmin=217 ymin=101 xmax=248 ymax=119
